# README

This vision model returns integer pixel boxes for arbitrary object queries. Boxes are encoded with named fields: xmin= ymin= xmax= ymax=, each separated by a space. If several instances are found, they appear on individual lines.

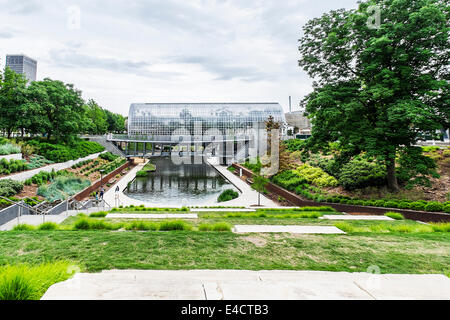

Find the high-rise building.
xmin=5 ymin=54 xmax=37 ymax=82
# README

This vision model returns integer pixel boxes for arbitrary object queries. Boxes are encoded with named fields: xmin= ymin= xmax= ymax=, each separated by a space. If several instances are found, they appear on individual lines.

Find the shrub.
xmin=424 ymin=202 xmax=444 ymax=212
xmin=409 ymin=202 xmax=426 ymax=211
xmin=373 ymin=200 xmax=385 ymax=207
xmin=385 ymin=212 xmax=405 ymax=220
xmin=0 ymin=143 xmax=21 ymax=155
xmin=218 ymin=189 xmax=239 ymax=202
xmin=0 ymin=179 xmax=24 ymax=197
xmin=99 ymin=152 xmax=119 ymax=162
xmin=444 ymin=204 xmax=450 ymax=213
xmin=384 ymin=201 xmax=399 ymax=208
xmin=338 ymin=157 xmax=386 ymax=190
xmin=295 ymin=164 xmax=338 ymax=187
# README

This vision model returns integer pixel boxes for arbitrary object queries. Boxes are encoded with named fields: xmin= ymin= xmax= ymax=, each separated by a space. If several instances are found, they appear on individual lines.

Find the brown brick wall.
xmin=73 ymin=161 xmax=132 ymax=201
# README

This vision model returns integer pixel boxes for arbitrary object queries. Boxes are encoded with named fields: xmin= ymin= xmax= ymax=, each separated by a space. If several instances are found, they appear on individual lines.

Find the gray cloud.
xmin=0 ymin=31 xmax=14 ymax=39
xmin=169 ymin=55 xmax=277 ymax=82
xmin=49 ymin=48 xmax=180 ymax=79
xmin=3 ymin=0 xmax=42 ymax=15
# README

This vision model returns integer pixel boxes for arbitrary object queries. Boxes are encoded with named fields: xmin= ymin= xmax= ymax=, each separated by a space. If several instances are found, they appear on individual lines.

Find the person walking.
xmin=100 ymin=187 xmax=104 ymax=200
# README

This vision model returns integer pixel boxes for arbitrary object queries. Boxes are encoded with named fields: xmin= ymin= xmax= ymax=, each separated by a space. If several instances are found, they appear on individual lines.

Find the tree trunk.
xmin=386 ymin=157 xmax=399 ymax=192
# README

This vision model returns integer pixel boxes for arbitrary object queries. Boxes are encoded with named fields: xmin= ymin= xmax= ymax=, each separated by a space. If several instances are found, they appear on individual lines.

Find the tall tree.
xmin=0 ymin=67 xmax=28 ymax=138
xmin=299 ymin=0 xmax=449 ymax=191
xmin=26 ymin=79 xmax=85 ymax=142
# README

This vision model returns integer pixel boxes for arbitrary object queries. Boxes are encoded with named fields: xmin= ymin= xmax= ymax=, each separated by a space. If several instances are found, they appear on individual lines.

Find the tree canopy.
xmin=0 ymin=68 xmax=126 ymax=142
xmin=299 ymin=0 xmax=449 ymax=191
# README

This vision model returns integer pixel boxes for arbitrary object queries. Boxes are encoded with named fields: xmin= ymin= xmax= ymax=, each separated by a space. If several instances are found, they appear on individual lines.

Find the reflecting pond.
xmin=124 ymin=157 xmax=237 ymax=206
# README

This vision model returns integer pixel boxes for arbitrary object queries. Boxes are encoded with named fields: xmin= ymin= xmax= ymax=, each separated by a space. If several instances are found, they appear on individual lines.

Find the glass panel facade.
xmin=128 ymin=103 xmax=286 ymax=136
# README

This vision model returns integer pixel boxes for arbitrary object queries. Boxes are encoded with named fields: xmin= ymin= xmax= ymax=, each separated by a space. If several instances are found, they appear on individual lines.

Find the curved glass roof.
xmin=128 ymin=103 xmax=286 ymax=136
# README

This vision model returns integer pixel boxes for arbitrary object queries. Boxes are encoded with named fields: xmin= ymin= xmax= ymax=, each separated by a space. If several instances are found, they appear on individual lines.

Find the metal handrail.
xmin=0 ymin=195 xmax=46 ymax=215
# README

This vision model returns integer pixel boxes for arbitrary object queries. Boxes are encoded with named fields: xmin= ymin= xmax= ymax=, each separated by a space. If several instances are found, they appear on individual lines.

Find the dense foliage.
xmin=37 ymin=176 xmax=91 ymax=202
xmin=218 ymin=189 xmax=239 ymax=203
xmin=338 ymin=157 xmax=387 ymax=190
xmin=0 ymin=179 xmax=24 ymax=197
xmin=298 ymin=0 xmax=450 ymax=191
xmin=0 ymin=69 xmax=126 ymax=141
xmin=26 ymin=139 xmax=104 ymax=163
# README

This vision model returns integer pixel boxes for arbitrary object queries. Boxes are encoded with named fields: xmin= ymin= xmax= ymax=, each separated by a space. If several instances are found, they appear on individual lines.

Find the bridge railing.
xmin=108 ymin=134 xmax=253 ymax=143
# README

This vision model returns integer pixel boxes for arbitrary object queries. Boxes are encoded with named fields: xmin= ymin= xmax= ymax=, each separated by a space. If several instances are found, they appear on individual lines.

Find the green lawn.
xmin=1 ymin=208 xmax=449 ymax=276
xmin=0 ymin=230 xmax=448 ymax=275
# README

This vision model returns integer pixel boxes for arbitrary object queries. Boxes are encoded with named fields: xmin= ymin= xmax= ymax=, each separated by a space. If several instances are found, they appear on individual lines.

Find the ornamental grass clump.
xmin=198 ymin=222 xmax=232 ymax=232
xmin=159 ymin=220 xmax=192 ymax=231
xmin=89 ymin=211 xmax=108 ymax=218
xmin=0 ymin=261 xmax=77 ymax=300
xmin=385 ymin=212 xmax=405 ymax=220
xmin=124 ymin=221 xmax=159 ymax=231
xmin=37 ymin=222 xmax=59 ymax=231
xmin=12 ymin=224 xmax=36 ymax=231
xmin=37 ymin=176 xmax=91 ymax=202
xmin=0 ymin=143 xmax=21 ymax=155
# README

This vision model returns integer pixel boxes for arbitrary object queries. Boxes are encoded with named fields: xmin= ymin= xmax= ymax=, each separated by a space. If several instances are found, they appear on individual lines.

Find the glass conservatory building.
xmin=108 ymin=103 xmax=286 ymax=160
xmin=127 ymin=103 xmax=286 ymax=137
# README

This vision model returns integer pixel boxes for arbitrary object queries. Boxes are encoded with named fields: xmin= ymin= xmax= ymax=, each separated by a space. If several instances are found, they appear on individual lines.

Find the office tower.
xmin=5 ymin=54 xmax=37 ymax=82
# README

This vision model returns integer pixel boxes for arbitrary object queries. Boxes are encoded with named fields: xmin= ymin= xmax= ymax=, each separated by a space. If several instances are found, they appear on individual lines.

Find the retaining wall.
xmin=232 ymin=164 xmax=450 ymax=223
xmin=73 ymin=160 xmax=132 ymax=201
xmin=0 ymin=203 xmax=32 ymax=226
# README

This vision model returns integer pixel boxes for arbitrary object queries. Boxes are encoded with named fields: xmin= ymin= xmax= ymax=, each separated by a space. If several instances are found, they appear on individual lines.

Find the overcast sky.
xmin=0 ymin=0 xmax=358 ymax=116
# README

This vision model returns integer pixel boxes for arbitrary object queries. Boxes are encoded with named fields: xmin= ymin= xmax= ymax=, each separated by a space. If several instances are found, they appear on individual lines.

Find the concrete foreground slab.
xmin=41 ymin=270 xmax=450 ymax=300
xmin=233 ymin=225 xmax=346 ymax=234
xmin=321 ymin=215 xmax=394 ymax=221
xmin=106 ymin=213 xmax=198 ymax=219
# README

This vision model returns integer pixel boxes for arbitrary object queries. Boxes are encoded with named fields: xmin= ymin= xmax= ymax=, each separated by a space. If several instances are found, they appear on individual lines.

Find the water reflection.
xmin=125 ymin=157 xmax=236 ymax=206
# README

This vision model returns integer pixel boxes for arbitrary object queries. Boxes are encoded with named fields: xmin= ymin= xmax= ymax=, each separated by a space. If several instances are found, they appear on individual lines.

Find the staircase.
xmin=82 ymin=135 xmax=126 ymax=157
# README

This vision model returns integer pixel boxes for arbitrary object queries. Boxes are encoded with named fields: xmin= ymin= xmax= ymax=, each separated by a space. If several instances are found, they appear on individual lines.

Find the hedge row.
xmin=296 ymin=188 xmax=450 ymax=213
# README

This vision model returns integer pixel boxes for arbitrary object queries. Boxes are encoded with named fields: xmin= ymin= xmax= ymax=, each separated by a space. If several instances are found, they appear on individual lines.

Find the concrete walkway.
xmin=0 ymin=210 xmax=79 ymax=231
xmin=233 ymin=225 xmax=346 ymax=234
xmin=42 ymin=270 xmax=450 ymax=300
xmin=102 ymin=161 xmax=156 ymax=207
xmin=206 ymin=158 xmax=280 ymax=208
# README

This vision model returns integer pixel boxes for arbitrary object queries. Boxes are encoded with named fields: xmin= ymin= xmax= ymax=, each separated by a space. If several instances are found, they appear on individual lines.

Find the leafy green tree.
xmin=25 ymin=79 xmax=85 ymax=142
xmin=83 ymin=99 xmax=108 ymax=134
xmin=252 ymin=175 xmax=269 ymax=206
xmin=0 ymin=67 xmax=28 ymax=138
xmin=299 ymin=0 xmax=449 ymax=191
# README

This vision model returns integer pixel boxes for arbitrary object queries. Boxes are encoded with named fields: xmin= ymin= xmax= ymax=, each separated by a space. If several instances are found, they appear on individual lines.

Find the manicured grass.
xmin=334 ymin=221 xmax=450 ymax=234
xmin=0 ymin=261 xmax=78 ymax=300
xmin=0 ymin=231 xmax=448 ymax=274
